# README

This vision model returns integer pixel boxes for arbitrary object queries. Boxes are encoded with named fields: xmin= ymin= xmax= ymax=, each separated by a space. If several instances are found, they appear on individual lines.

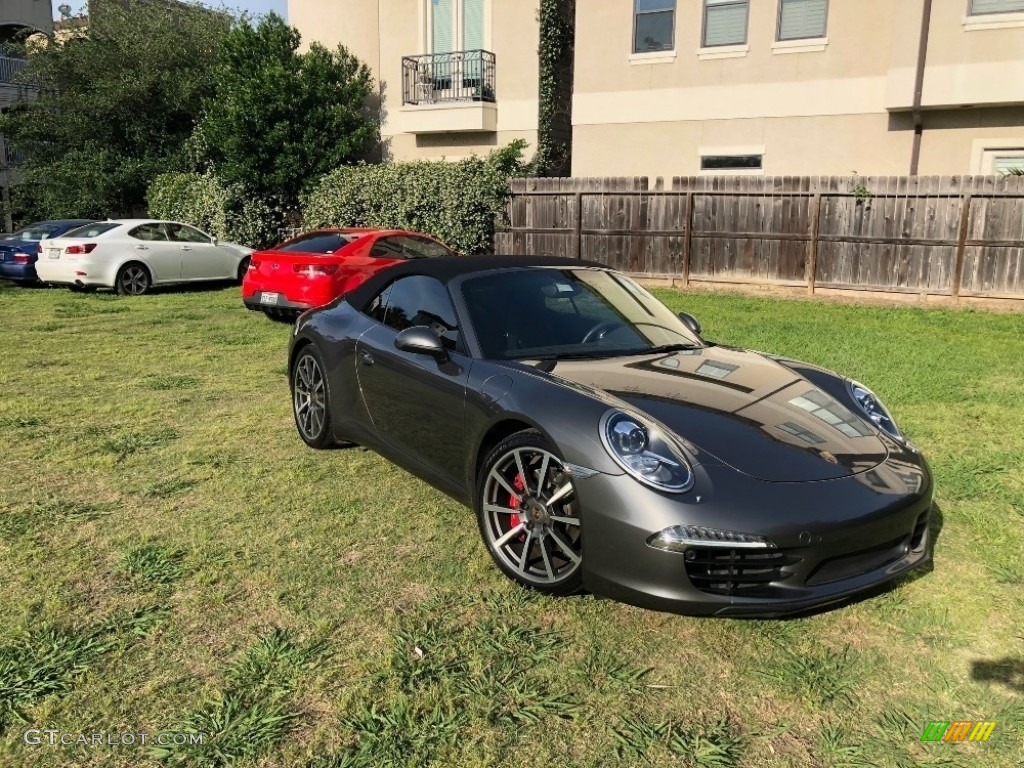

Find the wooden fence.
xmin=493 ymin=175 xmax=1024 ymax=302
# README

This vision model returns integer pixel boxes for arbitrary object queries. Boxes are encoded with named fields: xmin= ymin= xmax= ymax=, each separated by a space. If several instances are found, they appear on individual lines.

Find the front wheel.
xmin=291 ymin=345 xmax=334 ymax=449
xmin=115 ymin=263 xmax=151 ymax=296
xmin=476 ymin=431 xmax=583 ymax=595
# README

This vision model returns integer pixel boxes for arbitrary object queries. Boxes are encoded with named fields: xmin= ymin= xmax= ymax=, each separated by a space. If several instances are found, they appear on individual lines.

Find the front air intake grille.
xmin=684 ymin=548 xmax=801 ymax=597
xmin=804 ymin=536 xmax=909 ymax=587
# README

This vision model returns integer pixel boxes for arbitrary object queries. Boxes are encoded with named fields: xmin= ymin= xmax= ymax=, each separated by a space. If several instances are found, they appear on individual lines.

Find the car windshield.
xmin=462 ymin=268 xmax=704 ymax=360
xmin=6 ymin=223 xmax=62 ymax=241
xmin=61 ymin=222 xmax=120 ymax=238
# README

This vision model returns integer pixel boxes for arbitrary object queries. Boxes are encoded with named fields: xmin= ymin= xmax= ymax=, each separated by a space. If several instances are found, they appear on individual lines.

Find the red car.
xmin=242 ymin=228 xmax=457 ymax=320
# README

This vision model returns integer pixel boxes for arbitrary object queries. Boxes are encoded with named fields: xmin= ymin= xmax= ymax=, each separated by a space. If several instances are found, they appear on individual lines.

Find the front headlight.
xmin=600 ymin=410 xmax=693 ymax=493
xmin=847 ymin=380 xmax=903 ymax=442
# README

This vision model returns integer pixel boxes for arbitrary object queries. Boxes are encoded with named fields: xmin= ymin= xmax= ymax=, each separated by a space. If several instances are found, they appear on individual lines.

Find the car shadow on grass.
xmin=971 ymin=657 xmax=1024 ymax=693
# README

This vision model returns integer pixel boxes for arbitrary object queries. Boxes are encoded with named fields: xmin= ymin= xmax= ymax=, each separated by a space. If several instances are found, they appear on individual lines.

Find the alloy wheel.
xmin=293 ymin=353 xmax=326 ymax=441
xmin=481 ymin=445 xmax=582 ymax=587
xmin=119 ymin=265 xmax=149 ymax=295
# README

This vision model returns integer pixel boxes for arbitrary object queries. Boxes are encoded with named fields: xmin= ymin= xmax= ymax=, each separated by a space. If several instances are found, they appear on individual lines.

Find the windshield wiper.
xmin=515 ymin=350 xmax=629 ymax=362
xmin=642 ymin=343 xmax=704 ymax=354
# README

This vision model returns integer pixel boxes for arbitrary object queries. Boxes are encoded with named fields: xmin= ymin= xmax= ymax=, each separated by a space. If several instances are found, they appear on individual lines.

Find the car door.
xmin=355 ymin=275 xmax=470 ymax=483
xmin=126 ymin=223 xmax=182 ymax=282
xmin=167 ymin=223 xmax=226 ymax=280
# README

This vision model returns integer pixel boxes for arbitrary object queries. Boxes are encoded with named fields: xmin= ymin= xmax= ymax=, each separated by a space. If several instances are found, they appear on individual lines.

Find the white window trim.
xmin=962 ymin=10 xmax=1024 ymax=29
xmin=772 ymin=37 xmax=828 ymax=54
xmin=697 ymin=43 xmax=749 ymax=60
xmin=970 ymin=138 xmax=1024 ymax=173
xmin=629 ymin=50 xmax=677 ymax=65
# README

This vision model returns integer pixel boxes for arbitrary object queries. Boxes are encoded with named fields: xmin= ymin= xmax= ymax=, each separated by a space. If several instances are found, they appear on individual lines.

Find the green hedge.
xmin=301 ymin=141 xmax=527 ymax=255
xmin=146 ymin=172 xmax=280 ymax=248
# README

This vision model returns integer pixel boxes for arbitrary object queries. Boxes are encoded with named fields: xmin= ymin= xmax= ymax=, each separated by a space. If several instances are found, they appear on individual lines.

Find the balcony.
xmin=0 ymin=56 xmax=28 ymax=86
xmin=400 ymin=50 xmax=497 ymax=134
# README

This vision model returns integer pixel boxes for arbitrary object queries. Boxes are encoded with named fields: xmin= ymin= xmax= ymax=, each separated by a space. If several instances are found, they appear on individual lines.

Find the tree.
xmin=192 ymin=14 xmax=378 ymax=212
xmin=0 ymin=0 xmax=229 ymax=220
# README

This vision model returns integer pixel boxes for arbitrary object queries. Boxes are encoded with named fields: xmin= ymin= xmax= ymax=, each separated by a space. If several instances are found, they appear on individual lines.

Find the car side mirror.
xmin=395 ymin=326 xmax=448 ymax=359
xmin=210 ymin=237 xmax=219 ymax=246
xmin=678 ymin=311 xmax=702 ymax=337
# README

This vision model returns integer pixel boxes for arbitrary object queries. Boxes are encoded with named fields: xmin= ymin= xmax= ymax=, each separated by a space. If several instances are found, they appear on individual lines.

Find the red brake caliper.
xmin=508 ymin=473 xmax=525 ymax=535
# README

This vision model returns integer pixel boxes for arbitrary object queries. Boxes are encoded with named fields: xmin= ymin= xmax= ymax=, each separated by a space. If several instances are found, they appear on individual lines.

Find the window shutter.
xmin=704 ymin=0 xmax=748 ymax=47
xmin=463 ymin=0 xmax=484 ymax=50
xmin=993 ymin=155 xmax=1024 ymax=175
xmin=971 ymin=0 xmax=1024 ymax=14
xmin=778 ymin=0 xmax=828 ymax=40
xmin=432 ymin=0 xmax=454 ymax=53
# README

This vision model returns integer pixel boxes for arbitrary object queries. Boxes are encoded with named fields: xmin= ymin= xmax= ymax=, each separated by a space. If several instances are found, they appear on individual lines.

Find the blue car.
xmin=0 ymin=220 xmax=96 ymax=285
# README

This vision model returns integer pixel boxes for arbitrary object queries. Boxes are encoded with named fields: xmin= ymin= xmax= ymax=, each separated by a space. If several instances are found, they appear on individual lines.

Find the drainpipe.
xmin=909 ymin=0 xmax=934 ymax=175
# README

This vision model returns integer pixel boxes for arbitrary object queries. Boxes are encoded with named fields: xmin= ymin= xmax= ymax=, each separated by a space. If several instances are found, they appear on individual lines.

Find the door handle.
xmin=359 ymin=351 xmax=374 ymax=366
xmin=181 ymin=246 xmax=193 ymax=251
xmin=135 ymin=245 xmax=149 ymax=250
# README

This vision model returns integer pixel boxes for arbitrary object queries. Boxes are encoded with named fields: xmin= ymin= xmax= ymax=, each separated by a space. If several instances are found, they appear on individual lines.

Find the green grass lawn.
xmin=0 ymin=281 xmax=1022 ymax=768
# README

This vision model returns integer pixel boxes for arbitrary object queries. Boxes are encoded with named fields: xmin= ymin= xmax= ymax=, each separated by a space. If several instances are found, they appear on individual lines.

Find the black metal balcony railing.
xmin=2 ymin=137 xmax=26 ymax=168
xmin=401 ymin=50 xmax=496 ymax=106
xmin=0 ymin=56 xmax=28 ymax=86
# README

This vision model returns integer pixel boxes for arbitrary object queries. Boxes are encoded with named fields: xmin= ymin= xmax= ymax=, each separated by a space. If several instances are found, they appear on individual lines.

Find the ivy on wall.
xmin=533 ymin=0 xmax=575 ymax=177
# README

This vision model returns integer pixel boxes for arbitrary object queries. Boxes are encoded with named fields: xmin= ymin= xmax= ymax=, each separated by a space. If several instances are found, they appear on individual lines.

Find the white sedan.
xmin=35 ymin=219 xmax=253 ymax=295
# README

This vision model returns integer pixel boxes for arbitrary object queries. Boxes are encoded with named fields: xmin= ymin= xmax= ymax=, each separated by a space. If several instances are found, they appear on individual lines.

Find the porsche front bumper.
xmin=576 ymin=456 xmax=933 ymax=618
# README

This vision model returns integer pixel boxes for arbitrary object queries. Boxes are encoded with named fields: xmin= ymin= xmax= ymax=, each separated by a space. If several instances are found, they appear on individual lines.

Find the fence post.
xmin=681 ymin=191 xmax=694 ymax=287
xmin=806 ymin=191 xmax=822 ymax=294
xmin=574 ymin=191 xmax=583 ymax=261
xmin=951 ymin=194 xmax=971 ymax=301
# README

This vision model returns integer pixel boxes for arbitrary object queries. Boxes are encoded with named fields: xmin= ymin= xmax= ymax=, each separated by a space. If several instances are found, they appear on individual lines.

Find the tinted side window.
xmin=366 ymin=284 xmax=392 ymax=324
xmin=398 ymin=237 xmax=453 ymax=259
xmin=370 ymin=237 xmax=404 ymax=259
xmin=167 ymin=223 xmax=211 ymax=243
xmin=382 ymin=276 xmax=459 ymax=347
xmin=129 ymin=224 xmax=168 ymax=241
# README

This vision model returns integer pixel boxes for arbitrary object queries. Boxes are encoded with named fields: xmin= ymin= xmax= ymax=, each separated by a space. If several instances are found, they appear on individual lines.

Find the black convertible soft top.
xmin=343 ymin=254 xmax=607 ymax=312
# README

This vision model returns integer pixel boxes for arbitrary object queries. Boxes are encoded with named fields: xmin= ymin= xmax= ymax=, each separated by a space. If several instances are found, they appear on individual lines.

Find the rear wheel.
xmin=476 ymin=431 xmax=583 ymax=595
xmin=115 ymin=263 xmax=151 ymax=296
xmin=292 ymin=345 xmax=334 ymax=449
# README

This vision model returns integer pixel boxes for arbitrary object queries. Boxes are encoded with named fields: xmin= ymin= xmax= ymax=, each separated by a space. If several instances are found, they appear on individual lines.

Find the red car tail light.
xmin=293 ymin=263 xmax=339 ymax=277
xmin=65 ymin=243 xmax=98 ymax=255
xmin=13 ymin=253 xmax=29 ymax=264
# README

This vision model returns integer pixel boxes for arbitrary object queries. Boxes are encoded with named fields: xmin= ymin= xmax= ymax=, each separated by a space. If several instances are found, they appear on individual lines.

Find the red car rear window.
xmin=277 ymin=232 xmax=355 ymax=254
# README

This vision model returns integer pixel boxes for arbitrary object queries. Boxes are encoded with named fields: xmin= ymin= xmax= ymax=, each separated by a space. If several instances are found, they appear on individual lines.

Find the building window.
xmin=992 ymin=154 xmax=1024 ymax=174
xmin=701 ymin=154 xmax=762 ymax=171
xmin=777 ymin=0 xmax=828 ymax=40
xmin=430 ymin=0 xmax=484 ymax=53
xmin=634 ymin=0 xmax=675 ymax=53
xmin=703 ymin=0 xmax=749 ymax=47
xmin=969 ymin=0 xmax=1024 ymax=14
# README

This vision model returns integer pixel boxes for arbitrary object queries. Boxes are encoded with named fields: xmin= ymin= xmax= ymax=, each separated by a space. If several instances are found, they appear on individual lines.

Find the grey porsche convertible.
xmin=288 ymin=255 xmax=932 ymax=617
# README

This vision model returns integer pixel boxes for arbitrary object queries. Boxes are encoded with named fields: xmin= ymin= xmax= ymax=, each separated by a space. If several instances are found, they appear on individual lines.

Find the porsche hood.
xmin=541 ymin=347 xmax=888 ymax=483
